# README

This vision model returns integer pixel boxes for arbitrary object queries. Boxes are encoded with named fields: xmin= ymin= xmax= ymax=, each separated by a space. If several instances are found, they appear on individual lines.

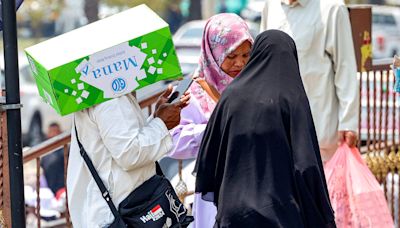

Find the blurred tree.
xmin=20 ymin=0 xmax=64 ymax=38
xmin=166 ymin=0 xmax=183 ymax=33
xmin=345 ymin=0 xmax=370 ymax=3
xmin=27 ymin=1 xmax=46 ymax=37
xmin=216 ymin=0 xmax=248 ymax=15
xmin=85 ymin=0 xmax=99 ymax=23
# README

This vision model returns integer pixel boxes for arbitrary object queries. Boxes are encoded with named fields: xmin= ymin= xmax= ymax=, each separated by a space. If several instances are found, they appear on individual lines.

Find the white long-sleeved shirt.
xmin=67 ymin=94 xmax=173 ymax=227
xmin=261 ymin=0 xmax=359 ymax=160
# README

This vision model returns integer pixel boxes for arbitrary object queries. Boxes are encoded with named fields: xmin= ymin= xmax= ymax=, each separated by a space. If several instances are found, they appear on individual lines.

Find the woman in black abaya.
xmin=194 ymin=30 xmax=336 ymax=228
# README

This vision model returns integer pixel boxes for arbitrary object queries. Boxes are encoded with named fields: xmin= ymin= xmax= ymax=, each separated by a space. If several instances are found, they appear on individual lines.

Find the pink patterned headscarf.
xmin=190 ymin=13 xmax=253 ymax=117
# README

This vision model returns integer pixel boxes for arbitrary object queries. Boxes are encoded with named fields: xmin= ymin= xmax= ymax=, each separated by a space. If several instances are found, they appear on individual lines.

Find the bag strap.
xmin=73 ymin=119 xmax=165 ymax=220
xmin=74 ymin=121 xmax=121 ymax=220
xmin=155 ymin=160 xmax=164 ymax=176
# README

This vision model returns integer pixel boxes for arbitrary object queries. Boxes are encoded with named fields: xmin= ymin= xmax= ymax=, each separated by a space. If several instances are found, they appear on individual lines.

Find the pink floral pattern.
xmin=190 ymin=13 xmax=253 ymax=116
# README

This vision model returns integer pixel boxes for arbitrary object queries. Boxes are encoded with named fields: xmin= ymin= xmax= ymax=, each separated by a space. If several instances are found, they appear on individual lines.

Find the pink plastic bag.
xmin=324 ymin=144 xmax=394 ymax=228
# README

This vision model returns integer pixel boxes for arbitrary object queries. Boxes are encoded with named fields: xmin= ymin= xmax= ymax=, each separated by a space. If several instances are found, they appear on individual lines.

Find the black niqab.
xmin=195 ymin=30 xmax=336 ymax=228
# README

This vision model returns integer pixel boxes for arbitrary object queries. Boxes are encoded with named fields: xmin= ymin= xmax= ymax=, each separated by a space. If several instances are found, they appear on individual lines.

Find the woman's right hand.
xmin=195 ymin=78 xmax=221 ymax=102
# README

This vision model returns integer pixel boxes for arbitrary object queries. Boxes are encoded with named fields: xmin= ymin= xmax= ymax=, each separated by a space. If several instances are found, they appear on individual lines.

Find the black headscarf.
xmin=194 ymin=30 xmax=336 ymax=228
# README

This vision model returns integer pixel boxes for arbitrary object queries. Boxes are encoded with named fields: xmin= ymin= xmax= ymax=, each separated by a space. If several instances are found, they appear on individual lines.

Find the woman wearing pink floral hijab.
xmin=168 ymin=13 xmax=254 ymax=228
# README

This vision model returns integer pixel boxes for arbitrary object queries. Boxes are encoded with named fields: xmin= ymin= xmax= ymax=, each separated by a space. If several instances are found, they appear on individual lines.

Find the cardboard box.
xmin=25 ymin=4 xmax=182 ymax=116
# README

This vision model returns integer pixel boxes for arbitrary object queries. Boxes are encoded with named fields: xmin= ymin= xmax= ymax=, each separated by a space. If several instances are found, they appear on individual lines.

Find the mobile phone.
xmin=167 ymin=77 xmax=193 ymax=103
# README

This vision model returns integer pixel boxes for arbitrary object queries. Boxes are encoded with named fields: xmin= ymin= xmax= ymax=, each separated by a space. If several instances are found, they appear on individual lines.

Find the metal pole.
xmin=2 ymin=0 xmax=26 ymax=226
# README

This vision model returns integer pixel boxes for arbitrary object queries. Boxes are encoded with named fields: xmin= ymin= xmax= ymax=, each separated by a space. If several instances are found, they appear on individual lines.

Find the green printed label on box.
xmin=25 ymin=5 xmax=182 ymax=116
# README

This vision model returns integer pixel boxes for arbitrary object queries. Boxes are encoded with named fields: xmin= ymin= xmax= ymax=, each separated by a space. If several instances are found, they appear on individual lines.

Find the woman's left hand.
xmin=195 ymin=78 xmax=221 ymax=103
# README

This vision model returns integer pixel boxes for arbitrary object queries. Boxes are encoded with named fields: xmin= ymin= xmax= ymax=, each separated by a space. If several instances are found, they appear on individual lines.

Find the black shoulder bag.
xmin=74 ymin=124 xmax=194 ymax=227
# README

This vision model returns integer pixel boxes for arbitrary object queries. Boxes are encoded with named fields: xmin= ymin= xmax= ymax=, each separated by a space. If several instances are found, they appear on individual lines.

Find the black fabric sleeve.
xmin=289 ymin=96 xmax=336 ymax=228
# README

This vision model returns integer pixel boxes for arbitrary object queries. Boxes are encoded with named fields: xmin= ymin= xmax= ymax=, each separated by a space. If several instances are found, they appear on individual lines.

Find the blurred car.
xmin=173 ymin=20 xmax=260 ymax=77
xmin=0 ymin=55 xmax=72 ymax=146
xmin=174 ymin=20 xmax=260 ymax=48
xmin=372 ymin=5 xmax=400 ymax=59
xmin=173 ymin=20 xmax=204 ymax=77
xmin=173 ymin=20 xmax=206 ymax=49
xmin=176 ymin=48 xmax=200 ymax=77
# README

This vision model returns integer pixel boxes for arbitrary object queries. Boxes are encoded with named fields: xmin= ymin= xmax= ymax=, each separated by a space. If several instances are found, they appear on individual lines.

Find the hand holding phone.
xmin=167 ymin=77 xmax=194 ymax=103
xmin=154 ymin=80 xmax=191 ymax=129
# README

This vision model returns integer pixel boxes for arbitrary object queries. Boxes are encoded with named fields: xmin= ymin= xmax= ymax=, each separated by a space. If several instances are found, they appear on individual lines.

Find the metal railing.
xmin=360 ymin=58 xmax=400 ymax=226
